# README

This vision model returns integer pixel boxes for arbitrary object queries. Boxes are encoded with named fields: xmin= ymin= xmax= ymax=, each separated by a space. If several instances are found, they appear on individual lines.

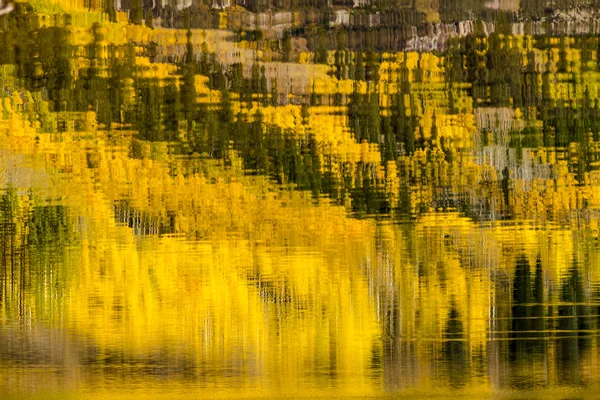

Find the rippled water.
xmin=4 ymin=1 xmax=600 ymax=399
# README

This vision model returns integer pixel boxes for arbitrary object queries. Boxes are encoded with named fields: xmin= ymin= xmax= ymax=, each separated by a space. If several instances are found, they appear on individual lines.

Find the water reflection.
xmin=4 ymin=1 xmax=600 ymax=399
xmin=441 ymin=305 xmax=468 ymax=388
xmin=4 ymin=178 xmax=600 ymax=397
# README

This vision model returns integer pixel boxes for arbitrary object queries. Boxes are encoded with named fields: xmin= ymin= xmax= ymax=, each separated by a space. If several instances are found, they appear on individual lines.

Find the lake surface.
xmin=2 ymin=1 xmax=600 ymax=399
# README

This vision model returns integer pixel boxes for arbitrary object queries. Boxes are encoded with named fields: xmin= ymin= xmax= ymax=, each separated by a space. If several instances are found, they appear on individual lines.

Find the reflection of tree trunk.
xmin=0 ymin=190 xmax=27 ymax=320
xmin=373 ymin=228 xmax=420 ymax=390
xmin=374 ymin=225 xmax=423 ymax=391
xmin=328 ymin=316 xmax=338 ymax=380
xmin=488 ymin=271 xmax=511 ymax=389
xmin=0 ymin=194 xmax=81 ymax=393
xmin=383 ymin=323 xmax=419 ymax=390
xmin=531 ymin=258 xmax=546 ymax=345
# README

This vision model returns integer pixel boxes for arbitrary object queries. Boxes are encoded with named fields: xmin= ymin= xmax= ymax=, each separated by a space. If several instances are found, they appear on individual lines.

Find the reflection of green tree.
xmin=28 ymin=205 xmax=71 ymax=246
xmin=445 ymin=39 xmax=466 ymax=87
xmin=135 ymin=80 xmax=162 ymax=141
xmin=0 ymin=24 xmax=72 ymax=110
xmin=350 ymin=164 xmax=389 ymax=216
xmin=556 ymin=265 xmax=589 ymax=385
xmin=163 ymin=82 xmax=180 ymax=136
xmin=0 ymin=189 xmax=32 ymax=339
xmin=78 ymin=23 xmax=105 ymax=113
xmin=348 ymin=91 xmax=380 ymax=144
xmin=381 ymin=115 xmax=396 ymax=162
xmin=181 ymin=27 xmax=197 ymax=135
xmin=440 ymin=0 xmax=487 ymax=22
xmin=532 ymin=257 xmax=546 ymax=342
xmin=390 ymin=64 xmax=416 ymax=155
xmin=104 ymin=0 xmax=117 ymax=22
xmin=510 ymin=255 xmax=532 ymax=362
xmin=441 ymin=304 xmax=468 ymax=388
xmin=129 ymin=0 xmax=143 ymax=25
xmin=0 ymin=189 xmax=72 ymax=324
xmin=510 ymin=255 xmax=547 ymax=367
xmin=105 ymin=44 xmax=136 ymax=128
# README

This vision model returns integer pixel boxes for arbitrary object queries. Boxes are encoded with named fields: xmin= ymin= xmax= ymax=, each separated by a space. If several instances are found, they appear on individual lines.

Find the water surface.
xmin=2 ymin=1 xmax=600 ymax=399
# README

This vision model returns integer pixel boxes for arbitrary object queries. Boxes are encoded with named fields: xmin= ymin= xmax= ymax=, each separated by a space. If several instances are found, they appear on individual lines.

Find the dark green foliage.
xmin=28 ymin=206 xmax=71 ymax=246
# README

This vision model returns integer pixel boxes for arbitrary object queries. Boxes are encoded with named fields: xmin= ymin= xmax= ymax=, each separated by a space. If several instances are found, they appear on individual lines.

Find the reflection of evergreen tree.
xmin=523 ymin=51 xmax=541 ymax=110
xmin=228 ymin=63 xmax=245 ymax=94
xmin=579 ymin=37 xmax=594 ymax=73
xmin=181 ymin=28 xmax=198 ymax=138
xmin=41 ymin=29 xmax=73 ymax=113
xmin=104 ymin=0 xmax=117 ymax=22
xmin=509 ymin=255 xmax=548 ymax=366
xmin=531 ymin=257 xmax=546 ymax=343
xmin=381 ymin=116 xmax=397 ymax=162
xmin=440 ymin=0 xmax=486 ymax=22
xmin=556 ymin=265 xmax=589 ymax=385
xmin=314 ymin=31 xmax=328 ymax=65
xmin=350 ymin=164 xmax=390 ymax=216
xmin=392 ymin=92 xmax=416 ymax=155
xmin=85 ymin=24 xmax=108 ymax=112
xmin=355 ymin=51 xmax=365 ymax=81
xmin=1 ymin=25 xmax=73 ymax=108
xmin=282 ymin=31 xmax=292 ymax=63
xmin=445 ymin=39 xmax=466 ymax=85
xmin=105 ymin=46 xmax=125 ymax=127
xmin=348 ymin=91 xmax=380 ymax=144
xmin=135 ymin=81 xmax=162 ymax=141
xmin=521 ymin=0 xmax=547 ymax=19
xmin=364 ymin=50 xmax=380 ymax=83
xmin=333 ymin=49 xmax=345 ymax=81
xmin=163 ymin=82 xmax=180 ymax=137
xmin=510 ymin=255 xmax=533 ymax=360
xmin=260 ymin=66 xmax=268 ymax=106
xmin=129 ymin=0 xmax=144 ymax=25
xmin=441 ymin=305 xmax=468 ymax=388
xmin=242 ymin=114 xmax=269 ymax=175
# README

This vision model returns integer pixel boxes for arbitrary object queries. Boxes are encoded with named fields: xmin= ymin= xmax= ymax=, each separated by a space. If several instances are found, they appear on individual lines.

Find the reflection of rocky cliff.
xmin=111 ymin=0 xmax=600 ymax=53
